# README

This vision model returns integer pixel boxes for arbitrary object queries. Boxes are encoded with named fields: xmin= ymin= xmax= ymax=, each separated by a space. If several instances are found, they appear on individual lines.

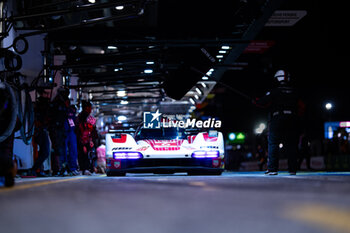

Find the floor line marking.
xmin=0 ymin=177 xmax=86 ymax=193
xmin=285 ymin=203 xmax=350 ymax=233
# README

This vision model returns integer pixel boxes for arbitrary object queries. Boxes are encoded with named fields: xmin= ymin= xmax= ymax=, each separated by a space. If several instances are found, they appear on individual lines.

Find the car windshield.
xmin=136 ymin=127 xmax=187 ymax=140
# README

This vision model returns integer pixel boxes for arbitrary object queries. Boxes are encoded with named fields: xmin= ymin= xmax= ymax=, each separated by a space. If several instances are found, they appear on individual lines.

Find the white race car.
xmin=105 ymin=126 xmax=225 ymax=176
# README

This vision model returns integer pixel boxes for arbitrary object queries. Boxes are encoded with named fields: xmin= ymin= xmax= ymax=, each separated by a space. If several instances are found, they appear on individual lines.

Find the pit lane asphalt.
xmin=1 ymin=172 xmax=350 ymax=233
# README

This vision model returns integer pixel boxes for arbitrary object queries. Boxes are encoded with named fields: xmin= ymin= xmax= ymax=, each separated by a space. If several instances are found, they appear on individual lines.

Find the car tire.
xmin=188 ymin=171 xmax=222 ymax=176
xmin=106 ymin=171 xmax=126 ymax=177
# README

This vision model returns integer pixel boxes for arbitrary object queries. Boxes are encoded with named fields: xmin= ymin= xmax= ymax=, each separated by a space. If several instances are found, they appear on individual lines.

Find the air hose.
xmin=0 ymin=82 xmax=18 ymax=143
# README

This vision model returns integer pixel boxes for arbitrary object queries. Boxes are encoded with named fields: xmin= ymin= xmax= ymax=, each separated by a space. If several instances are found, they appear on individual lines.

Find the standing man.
xmin=30 ymin=89 xmax=51 ymax=177
xmin=49 ymin=87 xmax=70 ymax=176
xmin=254 ymin=70 xmax=299 ymax=175
xmin=65 ymin=104 xmax=79 ymax=176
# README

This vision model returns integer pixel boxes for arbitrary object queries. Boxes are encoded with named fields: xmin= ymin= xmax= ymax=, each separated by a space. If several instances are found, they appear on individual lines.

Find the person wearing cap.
xmin=253 ymin=69 xmax=299 ymax=175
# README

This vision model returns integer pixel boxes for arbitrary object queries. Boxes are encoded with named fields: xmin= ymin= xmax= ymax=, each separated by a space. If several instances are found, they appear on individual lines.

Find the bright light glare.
xmin=115 ymin=5 xmax=124 ymax=10
xmin=144 ymin=69 xmax=153 ymax=74
xmin=117 ymin=115 xmax=127 ymax=121
xmin=195 ymin=87 xmax=202 ymax=95
xmin=229 ymin=133 xmax=236 ymax=140
xmin=120 ymin=100 xmax=128 ymax=105
xmin=88 ymin=0 xmax=95 ymax=3
xmin=202 ymin=76 xmax=209 ymax=80
xmin=146 ymin=61 xmax=154 ymax=65
xmin=117 ymin=90 xmax=126 ymax=97
xmin=221 ymin=45 xmax=231 ymax=50
xmin=255 ymin=123 xmax=266 ymax=134
xmin=216 ymin=55 xmax=223 ymax=58
xmin=189 ymin=98 xmax=195 ymax=105
xmin=325 ymin=103 xmax=332 ymax=110
xmin=108 ymin=46 xmax=117 ymax=49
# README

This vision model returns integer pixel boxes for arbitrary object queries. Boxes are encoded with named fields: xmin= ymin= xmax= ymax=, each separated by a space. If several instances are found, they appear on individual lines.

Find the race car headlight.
xmin=113 ymin=152 xmax=143 ymax=159
xmin=192 ymin=150 xmax=219 ymax=158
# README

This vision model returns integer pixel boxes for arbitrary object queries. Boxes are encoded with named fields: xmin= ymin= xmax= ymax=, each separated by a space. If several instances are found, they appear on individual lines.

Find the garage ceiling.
xmin=5 ymin=0 xmax=287 ymax=129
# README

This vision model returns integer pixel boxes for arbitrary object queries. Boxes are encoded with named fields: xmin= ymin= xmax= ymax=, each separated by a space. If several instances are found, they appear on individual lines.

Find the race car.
xmin=105 ymin=126 xmax=225 ymax=176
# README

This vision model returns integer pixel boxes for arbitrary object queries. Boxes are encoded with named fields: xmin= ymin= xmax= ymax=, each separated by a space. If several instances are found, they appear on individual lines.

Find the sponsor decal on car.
xmin=112 ymin=147 xmax=132 ymax=150
xmin=144 ymin=139 xmax=184 ymax=151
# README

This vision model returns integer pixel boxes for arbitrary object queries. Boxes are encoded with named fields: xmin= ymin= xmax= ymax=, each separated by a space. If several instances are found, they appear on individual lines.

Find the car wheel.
xmin=106 ymin=171 xmax=126 ymax=177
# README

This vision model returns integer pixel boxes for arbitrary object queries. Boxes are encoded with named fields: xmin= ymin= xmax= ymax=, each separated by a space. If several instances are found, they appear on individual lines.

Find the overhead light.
xmin=189 ymin=98 xmax=195 ymax=105
xmin=115 ymin=5 xmax=124 ymax=10
xmin=221 ymin=45 xmax=231 ymax=50
xmin=194 ymin=95 xmax=199 ymax=100
xmin=146 ymin=61 xmax=154 ymax=65
xmin=144 ymin=69 xmax=153 ymax=74
xmin=117 ymin=90 xmax=126 ymax=97
xmin=120 ymin=100 xmax=128 ymax=105
xmin=218 ymin=50 xmax=227 ymax=54
xmin=195 ymin=87 xmax=202 ymax=95
xmin=117 ymin=115 xmax=127 ymax=121
xmin=216 ymin=55 xmax=223 ymax=58
xmin=108 ymin=46 xmax=117 ymax=50
xmin=114 ymin=68 xmax=120 ymax=72
xmin=200 ymin=82 xmax=207 ymax=88
xmin=202 ymin=76 xmax=209 ymax=80
xmin=88 ymin=0 xmax=96 ymax=3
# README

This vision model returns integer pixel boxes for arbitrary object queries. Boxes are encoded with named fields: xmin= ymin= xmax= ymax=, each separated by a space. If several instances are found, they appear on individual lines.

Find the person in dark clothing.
xmin=76 ymin=101 xmax=98 ymax=175
xmin=30 ymin=89 xmax=51 ymax=177
xmin=297 ymin=131 xmax=312 ymax=170
xmin=253 ymin=70 xmax=299 ymax=175
xmin=49 ymin=87 xmax=70 ymax=176
xmin=255 ymin=144 xmax=267 ymax=171
xmin=65 ymin=104 xmax=79 ymax=175
xmin=0 ymin=83 xmax=21 ymax=187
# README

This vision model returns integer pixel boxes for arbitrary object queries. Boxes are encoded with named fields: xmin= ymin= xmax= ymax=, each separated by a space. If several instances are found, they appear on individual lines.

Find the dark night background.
xmin=199 ymin=0 xmax=350 ymax=140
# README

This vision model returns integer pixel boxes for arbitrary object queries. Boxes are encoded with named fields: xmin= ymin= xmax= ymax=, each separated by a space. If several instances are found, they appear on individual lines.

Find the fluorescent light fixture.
xmin=221 ymin=45 xmax=231 ymax=50
xmin=144 ymin=69 xmax=153 ymax=74
xmin=88 ymin=0 xmax=95 ymax=3
xmin=115 ymin=5 xmax=124 ymax=10
xmin=117 ymin=115 xmax=127 ymax=121
xmin=219 ymin=50 xmax=227 ymax=54
xmin=113 ymin=152 xmax=142 ymax=159
xmin=189 ymin=98 xmax=195 ymax=105
xmin=195 ymin=87 xmax=202 ymax=95
xmin=108 ymin=46 xmax=117 ymax=49
xmin=120 ymin=100 xmax=128 ymax=105
xmin=114 ymin=68 xmax=120 ymax=72
xmin=146 ymin=61 xmax=154 ymax=65
xmin=192 ymin=151 xmax=219 ymax=158
xmin=216 ymin=55 xmax=223 ymax=58
xmin=117 ymin=90 xmax=126 ymax=97
xmin=200 ymin=82 xmax=207 ymax=88
xmin=202 ymin=76 xmax=209 ymax=80
xmin=194 ymin=95 xmax=199 ymax=100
